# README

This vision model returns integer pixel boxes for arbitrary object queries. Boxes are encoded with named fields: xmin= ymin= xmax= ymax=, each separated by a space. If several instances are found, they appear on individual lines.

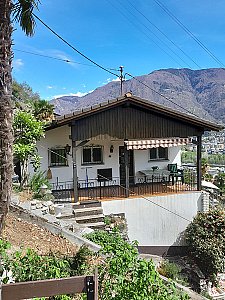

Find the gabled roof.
xmin=48 ymin=94 xmax=223 ymax=132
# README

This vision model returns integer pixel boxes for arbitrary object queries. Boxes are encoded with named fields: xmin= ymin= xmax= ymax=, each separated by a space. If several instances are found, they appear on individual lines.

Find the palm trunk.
xmin=21 ymin=159 xmax=29 ymax=189
xmin=0 ymin=0 xmax=13 ymax=234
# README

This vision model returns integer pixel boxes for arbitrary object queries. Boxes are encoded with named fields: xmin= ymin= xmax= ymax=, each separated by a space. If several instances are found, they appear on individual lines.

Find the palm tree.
xmin=32 ymin=99 xmax=55 ymax=122
xmin=0 ymin=0 xmax=39 ymax=234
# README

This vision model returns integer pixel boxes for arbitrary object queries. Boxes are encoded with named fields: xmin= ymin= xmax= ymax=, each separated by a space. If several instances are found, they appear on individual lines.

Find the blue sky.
xmin=12 ymin=0 xmax=225 ymax=100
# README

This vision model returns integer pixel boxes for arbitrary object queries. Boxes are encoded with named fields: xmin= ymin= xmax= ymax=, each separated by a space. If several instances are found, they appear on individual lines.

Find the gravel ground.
xmin=2 ymin=212 xmax=78 ymax=256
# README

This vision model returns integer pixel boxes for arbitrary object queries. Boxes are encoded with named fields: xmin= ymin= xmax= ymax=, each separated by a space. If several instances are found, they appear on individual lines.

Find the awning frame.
xmin=125 ymin=137 xmax=192 ymax=150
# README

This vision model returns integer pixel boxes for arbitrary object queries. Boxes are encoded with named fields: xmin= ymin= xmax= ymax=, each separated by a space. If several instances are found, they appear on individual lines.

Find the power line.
xmin=13 ymin=48 xmax=98 ymax=67
xmin=33 ymin=13 xmax=120 ymax=79
xmin=30 ymin=11 xmax=211 ymax=120
xmin=153 ymin=0 xmax=225 ymax=68
xmin=125 ymin=0 xmax=201 ymax=69
xmin=14 ymin=48 xmax=120 ymax=72
xmin=100 ymin=174 xmax=192 ymax=222
xmin=115 ymin=0 xmax=195 ymax=68
xmin=126 ymin=72 xmax=202 ymax=118
xmin=106 ymin=0 xmax=185 ymax=68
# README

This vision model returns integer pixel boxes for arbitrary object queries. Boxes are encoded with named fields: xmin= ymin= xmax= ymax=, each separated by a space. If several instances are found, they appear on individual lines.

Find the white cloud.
xmin=52 ymin=90 xmax=94 ymax=99
xmin=101 ymin=76 xmax=120 ymax=85
xmin=13 ymin=58 xmax=24 ymax=71
xmin=112 ymin=77 xmax=120 ymax=82
xmin=47 ymin=85 xmax=53 ymax=89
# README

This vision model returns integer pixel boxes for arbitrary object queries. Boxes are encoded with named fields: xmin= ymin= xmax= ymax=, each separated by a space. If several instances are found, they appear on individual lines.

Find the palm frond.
xmin=12 ymin=0 xmax=40 ymax=36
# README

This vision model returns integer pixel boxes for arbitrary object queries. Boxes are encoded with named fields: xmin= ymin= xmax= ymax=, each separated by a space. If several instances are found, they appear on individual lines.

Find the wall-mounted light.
xmin=110 ymin=145 xmax=114 ymax=153
xmin=65 ymin=144 xmax=71 ymax=155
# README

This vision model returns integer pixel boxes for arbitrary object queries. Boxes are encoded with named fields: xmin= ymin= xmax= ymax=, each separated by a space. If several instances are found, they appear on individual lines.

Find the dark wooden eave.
xmin=47 ymin=95 xmax=223 ymax=133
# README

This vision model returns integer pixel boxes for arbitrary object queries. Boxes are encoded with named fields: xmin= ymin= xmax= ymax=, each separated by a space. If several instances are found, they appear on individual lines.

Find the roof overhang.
xmin=48 ymin=95 xmax=224 ymax=133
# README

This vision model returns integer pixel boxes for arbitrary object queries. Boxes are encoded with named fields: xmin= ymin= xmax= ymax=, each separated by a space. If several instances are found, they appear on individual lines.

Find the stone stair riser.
xmin=74 ymin=208 xmax=103 ymax=218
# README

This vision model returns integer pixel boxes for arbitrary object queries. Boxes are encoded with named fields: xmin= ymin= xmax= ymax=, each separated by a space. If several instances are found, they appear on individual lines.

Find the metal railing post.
xmin=94 ymin=268 xmax=98 ymax=300
xmin=86 ymin=276 xmax=94 ymax=300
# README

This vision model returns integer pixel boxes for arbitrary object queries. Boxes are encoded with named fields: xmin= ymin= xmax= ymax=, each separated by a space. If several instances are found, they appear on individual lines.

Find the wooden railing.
xmin=1 ymin=273 xmax=98 ymax=300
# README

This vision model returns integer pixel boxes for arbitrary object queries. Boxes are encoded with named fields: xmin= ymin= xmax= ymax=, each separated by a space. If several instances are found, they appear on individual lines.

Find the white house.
xmin=31 ymin=93 xmax=223 ymax=254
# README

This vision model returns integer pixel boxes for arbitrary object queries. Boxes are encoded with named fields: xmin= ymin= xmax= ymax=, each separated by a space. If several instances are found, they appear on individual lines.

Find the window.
xmin=49 ymin=148 xmax=68 ymax=167
xmin=149 ymin=147 xmax=168 ymax=160
xmin=82 ymin=145 xmax=103 ymax=165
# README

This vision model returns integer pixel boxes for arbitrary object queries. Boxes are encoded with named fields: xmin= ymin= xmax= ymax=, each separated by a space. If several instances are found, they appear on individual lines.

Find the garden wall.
xmin=102 ymin=192 xmax=202 ymax=255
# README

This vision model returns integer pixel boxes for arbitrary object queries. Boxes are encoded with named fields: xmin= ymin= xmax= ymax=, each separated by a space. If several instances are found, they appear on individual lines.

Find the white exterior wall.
xmin=33 ymin=125 xmax=182 ymax=184
xmin=134 ymin=146 xmax=181 ymax=174
xmin=30 ymin=125 xmax=73 ymax=184
xmin=102 ymin=192 xmax=202 ymax=246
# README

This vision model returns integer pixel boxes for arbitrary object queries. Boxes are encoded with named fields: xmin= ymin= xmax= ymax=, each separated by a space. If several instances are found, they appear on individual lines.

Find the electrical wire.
xmin=106 ymin=0 xmax=185 ymax=68
xmin=33 ymin=13 xmax=120 ymax=79
xmin=28 ymin=11 xmax=214 ymax=121
xmin=13 ymin=48 xmax=99 ymax=67
xmin=153 ymin=0 xmax=225 ymax=68
xmin=14 ymin=48 xmax=120 ymax=72
xmin=96 ymin=174 xmax=191 ymax=222
xmin=112 ymin=0 xmax=197 ymax=69
xmin=125 ymin=0 xmax=201 ymax=69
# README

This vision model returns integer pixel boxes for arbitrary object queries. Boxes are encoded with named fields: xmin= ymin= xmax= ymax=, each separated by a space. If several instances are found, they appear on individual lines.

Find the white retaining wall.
xmin=102 ymin=192 xmax=202 ymax=246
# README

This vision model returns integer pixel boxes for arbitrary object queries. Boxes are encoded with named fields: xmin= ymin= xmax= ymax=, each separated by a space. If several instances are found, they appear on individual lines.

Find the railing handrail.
xmin=2 ymin=273 xmax=98 ymax=300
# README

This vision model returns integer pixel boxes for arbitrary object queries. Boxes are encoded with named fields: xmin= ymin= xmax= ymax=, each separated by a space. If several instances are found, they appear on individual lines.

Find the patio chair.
xmin=167 ymin=163 xmax=184 ymax=185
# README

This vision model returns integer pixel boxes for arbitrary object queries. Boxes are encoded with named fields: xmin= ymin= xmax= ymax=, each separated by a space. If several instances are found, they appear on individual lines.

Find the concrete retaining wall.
xmin=102 ymin=192 xmax=202 ymax=252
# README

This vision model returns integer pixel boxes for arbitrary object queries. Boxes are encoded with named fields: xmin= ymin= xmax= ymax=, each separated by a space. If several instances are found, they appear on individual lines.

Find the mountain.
xmin=51 ymin=68 xmax=225 ymax=124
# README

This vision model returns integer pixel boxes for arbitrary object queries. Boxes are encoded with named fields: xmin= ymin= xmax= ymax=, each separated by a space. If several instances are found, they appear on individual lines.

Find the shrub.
xmin=86 ymin=230 xmax=189 ymax=300
xmin=0 ymin=241 xmax=73 ymax=299
xmin=68 ymin=246 xmax=92 ymax=276
xmin=185 ymin=209 xmax=225 ymax=283
xmin=8 ymin=249 xmax=70 ymax=283
xmin=158 ymin=260 xmax=181 ymax=280
xmin=29 ymin=171 xmax=51 ymax=197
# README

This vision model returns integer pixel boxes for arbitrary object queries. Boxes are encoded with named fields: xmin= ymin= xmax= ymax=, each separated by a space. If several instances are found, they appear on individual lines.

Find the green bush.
xmin=185 ymin=209 xmax=225 ymax=283
xmin=0 ymin=240 xmax=90 ymax=300
xmin=10 ymin=249 xmax=70 ymax=282
xmin=158 ymin=260 xmax=181 ymax=280
xmin=68 ymin=246 xmax=92 ymax=276
xmin=29 ymin=170 xmax=51 ymax=197
xmin=86 ymin=230 xmax=189 ymax=300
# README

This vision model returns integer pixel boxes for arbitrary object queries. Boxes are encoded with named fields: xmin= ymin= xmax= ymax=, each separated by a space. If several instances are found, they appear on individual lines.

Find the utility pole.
xmin=119 ymin=66 xmax=124 ymax=96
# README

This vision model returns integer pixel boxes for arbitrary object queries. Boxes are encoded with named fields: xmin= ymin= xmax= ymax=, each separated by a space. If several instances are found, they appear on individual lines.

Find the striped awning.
xmin=125 ymin=137 xmax=192 ymax=150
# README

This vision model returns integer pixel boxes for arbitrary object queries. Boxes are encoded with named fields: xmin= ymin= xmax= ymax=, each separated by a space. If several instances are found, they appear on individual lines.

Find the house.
xmin=32 ymin=93 xmax=223 ymax=254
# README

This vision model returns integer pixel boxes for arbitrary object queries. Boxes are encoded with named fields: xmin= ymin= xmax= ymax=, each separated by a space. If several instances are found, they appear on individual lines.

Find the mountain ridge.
xmin=51 ymin=68 xmax=225 ymax=124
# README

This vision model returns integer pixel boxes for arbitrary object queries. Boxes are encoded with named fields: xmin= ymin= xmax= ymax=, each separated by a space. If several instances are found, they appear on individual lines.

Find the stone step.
xmin=54 ymin=199 xmax=72 ymax=204
xmin=75 ymin=214 xmax=105 ymax=224
xmin=83 ymin=221 xmax=105 ymax=229
xmin=73 ymin=207 xmax=103 ymax=217
xmin=73 ymin=200 xmax=101 ymax=209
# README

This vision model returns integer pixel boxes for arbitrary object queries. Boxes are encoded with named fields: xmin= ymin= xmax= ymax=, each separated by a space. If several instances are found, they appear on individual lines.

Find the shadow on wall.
xmin=138 ymin=230 xmax=188 ymax=257
xmin=197 ymin=193 xmax=204 ymax=212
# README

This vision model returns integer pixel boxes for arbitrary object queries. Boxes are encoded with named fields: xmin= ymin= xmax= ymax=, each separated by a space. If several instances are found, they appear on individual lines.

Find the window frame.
xmin=82 ymin=145 xmax=103 ymax=165
xmin=48 ymin=147 xmax=68 ymax=167
xmin=149 ymin=147 xmax=168 ymax=161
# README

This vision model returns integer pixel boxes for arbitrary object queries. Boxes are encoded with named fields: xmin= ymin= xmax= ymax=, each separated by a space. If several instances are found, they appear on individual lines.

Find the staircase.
xmin=54 ymin=200 xmax=105 ymax=230
xmin=73 ymin=201 xmax=105 ymax=230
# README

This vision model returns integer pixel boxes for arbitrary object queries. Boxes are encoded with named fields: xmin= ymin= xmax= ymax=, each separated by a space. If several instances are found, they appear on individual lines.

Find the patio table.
xmin=138 ymin=169 xmax=171 ymax=183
